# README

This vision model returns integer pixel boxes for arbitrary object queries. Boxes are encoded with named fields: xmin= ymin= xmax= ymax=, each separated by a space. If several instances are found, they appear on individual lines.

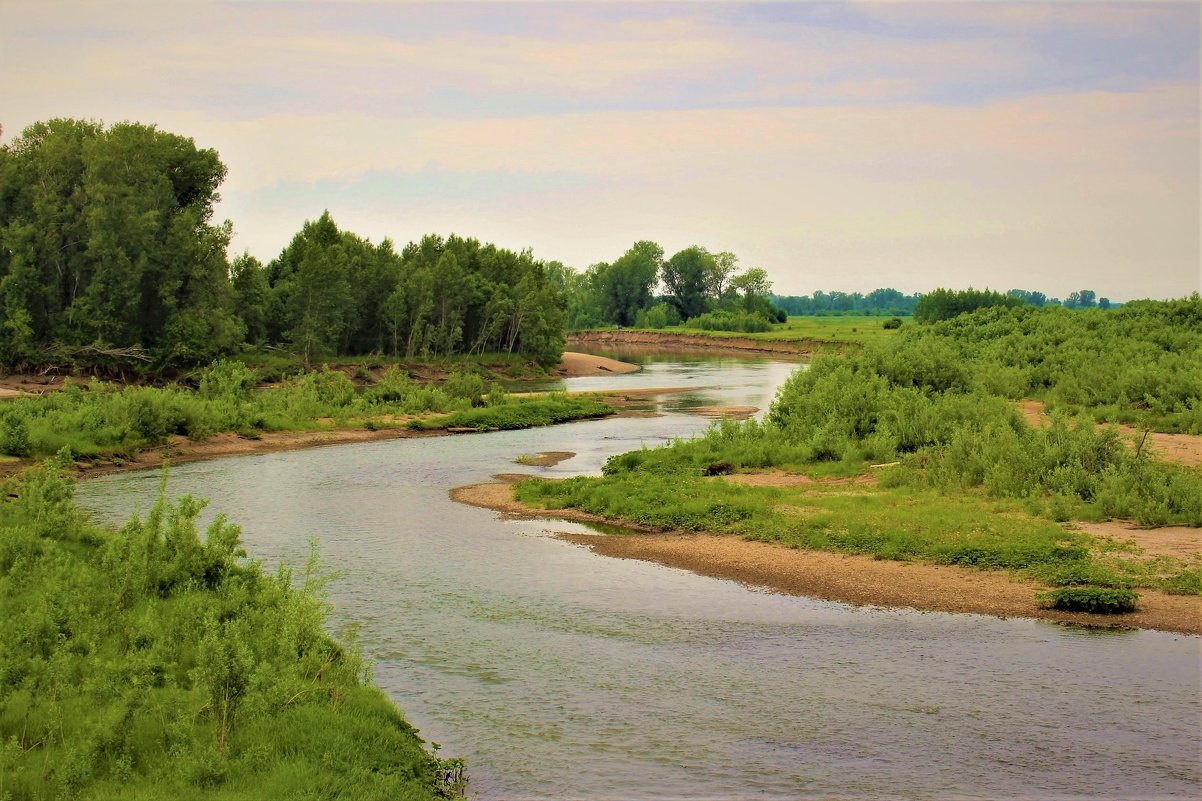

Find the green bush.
xmin=0 ymin=464 xmax=465 ymax=798
xmin=681 ymin=310 xmax=773 ymax=333
xmin=1039 ymin=587 xmax=1139 ymax=614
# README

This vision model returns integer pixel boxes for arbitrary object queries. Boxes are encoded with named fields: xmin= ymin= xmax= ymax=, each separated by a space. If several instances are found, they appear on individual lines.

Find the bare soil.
xmin=692 ymin=405 xmax=759 ymax=420
xmin=1018 ymin=399 xmax=1202 ymax=467
xmin=450 ymin=478 xmax=1202 ymax=635
xmin=67 ymin=426 xmax=452 ymax=479
xmin=1076 ymin=521 xmax=1202 ymax=559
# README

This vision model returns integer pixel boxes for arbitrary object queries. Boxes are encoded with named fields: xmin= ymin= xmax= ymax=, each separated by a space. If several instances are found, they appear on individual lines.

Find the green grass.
xmin=514 ymin=471 xmax=1199 ymax=596
xmin=0 ymin=460 xmax=464 ymax=799
xmin=612 ymin=315 xmax=909 ymax=348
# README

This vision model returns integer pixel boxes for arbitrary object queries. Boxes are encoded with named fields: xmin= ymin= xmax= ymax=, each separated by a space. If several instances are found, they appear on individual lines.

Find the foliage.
xmin=681 ymin=310 xmax=773 ymax=333
xmin=633 ymin=302 xmax=680 ymax=329
xmin=513 ymin=297 xmax=1202 ymax=598
xmin=0 ymin=118 xmax=572 ymax=373
xmin=1039 ymin=587 xmax=1140 ymax=613
xmin=0 ymin=366 xmax=609 ymax=460
xmin=0 ymin=462 xmax=463 ymax=799
xmin=408 ymin=395 xmax=613 ymax=432
xmin=913 ymin=287 xmax=1023 ymax=323
xmin=661 ymin=246 xmax=716 ymax=320
xmin=263 ymin=219 xmax=567 ymax=368
xmin=0 ymin=119 xmax=243 ymax=370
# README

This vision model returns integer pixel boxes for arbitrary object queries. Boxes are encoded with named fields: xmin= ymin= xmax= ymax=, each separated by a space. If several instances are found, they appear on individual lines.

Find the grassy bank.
xmin=0 ymin=361 xmax=613 ymax=465
xmin=589 ymin=315 xmax=907 ymax=348
xmin=0 ymin=458 xmax=464 ymax=799
xmin=518 ymin=299 xmax=1202 ymax=612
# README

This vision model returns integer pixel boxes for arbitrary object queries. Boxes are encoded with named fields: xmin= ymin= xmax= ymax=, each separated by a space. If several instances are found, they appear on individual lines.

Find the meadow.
xmin=626 ymin=314 xmax=908 ymax=347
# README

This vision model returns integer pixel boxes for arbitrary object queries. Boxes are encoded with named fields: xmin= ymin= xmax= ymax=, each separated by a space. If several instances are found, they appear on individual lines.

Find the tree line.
xmin=0 ymin=119 xmax=566 ymax=371
xmin=0 ymin=118 xmax=1128 ymax=372
xmin=773 ymin=287 xmax=1115 ymax=317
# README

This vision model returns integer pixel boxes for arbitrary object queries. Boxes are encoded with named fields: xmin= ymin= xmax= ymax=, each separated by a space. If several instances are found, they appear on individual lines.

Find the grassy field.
xmin=617 ymin=315 xmax=909 ymax=347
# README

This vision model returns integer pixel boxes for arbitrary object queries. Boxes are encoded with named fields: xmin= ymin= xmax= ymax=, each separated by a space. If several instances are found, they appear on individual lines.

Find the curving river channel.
xmin=77 ymin=354 xmax=1201 ymax=800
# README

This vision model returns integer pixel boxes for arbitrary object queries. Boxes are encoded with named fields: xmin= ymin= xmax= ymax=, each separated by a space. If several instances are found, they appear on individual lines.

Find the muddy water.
xmin=77 ymin=355 xmax=1201 ymax=800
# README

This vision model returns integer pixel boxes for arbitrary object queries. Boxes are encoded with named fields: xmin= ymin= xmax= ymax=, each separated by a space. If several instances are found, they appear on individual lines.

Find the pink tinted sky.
xmin=2 ymin=1 xmax=1198 ymax=300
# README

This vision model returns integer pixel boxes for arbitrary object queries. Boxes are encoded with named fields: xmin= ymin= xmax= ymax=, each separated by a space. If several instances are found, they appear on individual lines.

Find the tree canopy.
xmin=0 ymin=119 xmax=242 ymax=368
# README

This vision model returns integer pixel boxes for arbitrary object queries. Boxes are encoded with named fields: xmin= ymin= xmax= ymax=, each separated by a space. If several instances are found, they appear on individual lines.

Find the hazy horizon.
xmin=3 ymin=0 xmax=1199 ymax=300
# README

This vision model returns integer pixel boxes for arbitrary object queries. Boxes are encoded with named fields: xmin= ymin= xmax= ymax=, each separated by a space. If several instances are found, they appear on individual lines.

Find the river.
xmin=76 ymin=353 xmax=1201 ymax=800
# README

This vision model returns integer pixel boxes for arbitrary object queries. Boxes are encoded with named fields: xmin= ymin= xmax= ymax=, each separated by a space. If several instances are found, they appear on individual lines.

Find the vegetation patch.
xmin=1039 ymin=587 xmax=1140 ymax=614
xmin=0 ymin=362 xmax=607 ymax=463
xmin=0 ymin=458 xmax=464 ymax=799
xmin=410 ymin=395 xmax=612 ymax=432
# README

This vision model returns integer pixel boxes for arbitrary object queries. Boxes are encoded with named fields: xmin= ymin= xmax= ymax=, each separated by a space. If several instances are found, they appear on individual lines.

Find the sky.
xmin=2 ymin=1 xmax=1199 ymax=300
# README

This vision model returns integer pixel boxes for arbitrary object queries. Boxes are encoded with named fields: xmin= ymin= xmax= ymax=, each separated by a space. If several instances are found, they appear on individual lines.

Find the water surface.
xmin=78 ymin=354 xmax=1201 ymax=800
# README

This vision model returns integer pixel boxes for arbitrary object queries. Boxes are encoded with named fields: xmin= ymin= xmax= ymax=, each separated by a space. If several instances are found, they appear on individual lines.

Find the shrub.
xmin=682 ymin=310 xmax=773 ymax=333
xmin=1039 ymin=587 xmax=1139 ymax=614
xmin=883 ymin=317 xmax=903 ymax=330
xmin=443 ymin=371 xmax=486 ymax=405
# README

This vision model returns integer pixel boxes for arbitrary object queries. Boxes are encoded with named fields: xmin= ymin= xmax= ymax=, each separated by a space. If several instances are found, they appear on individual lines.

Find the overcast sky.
xmin=3 ymin=1 xmax=1199 ymax=299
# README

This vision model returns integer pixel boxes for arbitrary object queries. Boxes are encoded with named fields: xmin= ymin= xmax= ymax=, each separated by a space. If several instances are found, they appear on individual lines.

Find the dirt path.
xmin=1018 ymin=399 xmax=1202 ymax=467
xmin=451 ymin=478 xmax=1202 ymax=635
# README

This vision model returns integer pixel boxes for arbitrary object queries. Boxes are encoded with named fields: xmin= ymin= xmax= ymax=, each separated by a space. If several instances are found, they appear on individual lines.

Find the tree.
xmin=230 ymin=253 xmax=270 ymax=346
xmin=0 ymin=118 xmax=241 ymax=368
xmin=729 ymin=267 xmax=773 ymax=313
xmin=593 ymin=240 xmax=662 ymax=325
xmin=662 ymin=246 xmax=715 ymax=320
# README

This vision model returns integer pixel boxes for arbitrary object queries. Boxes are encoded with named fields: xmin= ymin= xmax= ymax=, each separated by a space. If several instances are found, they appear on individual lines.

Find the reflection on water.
xmin=77 ymin=354 xmax=1201 ymax=800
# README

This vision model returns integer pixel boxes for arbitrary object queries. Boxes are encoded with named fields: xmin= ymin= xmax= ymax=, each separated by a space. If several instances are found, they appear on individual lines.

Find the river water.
xmin=77 ymin=354 xmax=1201 ymax=800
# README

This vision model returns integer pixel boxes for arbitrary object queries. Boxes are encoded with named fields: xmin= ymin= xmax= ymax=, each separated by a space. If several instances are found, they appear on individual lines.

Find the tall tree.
xmin=0 ymin=119 xmax=241 ymax=368
xmin=594 ymin=240 xmax=662 ymax=325
xmin=662 ymin=246 xmax=715 ymax=320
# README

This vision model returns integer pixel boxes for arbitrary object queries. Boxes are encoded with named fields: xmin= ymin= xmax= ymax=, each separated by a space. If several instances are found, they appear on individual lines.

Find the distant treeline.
xmin=773 ymin=287 xmax=1116 ymax=317
xmin=559 ymin=243 xmax=783 ymax=334
xmin=0 ymin=119 xmax=566 ymax=371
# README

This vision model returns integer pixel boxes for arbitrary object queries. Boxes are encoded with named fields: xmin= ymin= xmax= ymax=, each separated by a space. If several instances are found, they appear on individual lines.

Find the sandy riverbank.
xmin=450 ymin=477 xmax=1202 ymax=635
xmin=554 ymin=351 xmax=641 ymax=376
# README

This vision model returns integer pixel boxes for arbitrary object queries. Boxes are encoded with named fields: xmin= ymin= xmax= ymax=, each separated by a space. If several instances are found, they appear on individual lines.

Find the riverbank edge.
xmin=0 ymin=385 xmax=695 ymax=482
xmin=568 ymin=329 xmax=831 ymax=356
xmin=450 ymin=478 xmax=1202 ymax=636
